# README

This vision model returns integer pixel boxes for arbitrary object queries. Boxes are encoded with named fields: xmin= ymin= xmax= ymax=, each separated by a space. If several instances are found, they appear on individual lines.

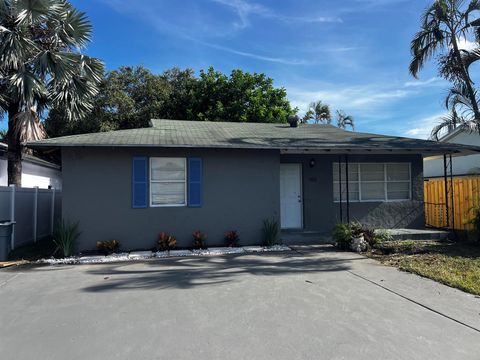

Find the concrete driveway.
xmin=1 ymin=245 xmax=479 ymax=360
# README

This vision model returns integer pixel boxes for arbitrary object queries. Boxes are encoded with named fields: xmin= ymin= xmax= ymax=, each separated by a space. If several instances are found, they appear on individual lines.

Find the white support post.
xmin=9 ymin=185 xmax=15 ymax=250
xmin=50 ymin=187 xmax=56 ymax=235
xmin=33 ymin=187 xmax=38 ymax=243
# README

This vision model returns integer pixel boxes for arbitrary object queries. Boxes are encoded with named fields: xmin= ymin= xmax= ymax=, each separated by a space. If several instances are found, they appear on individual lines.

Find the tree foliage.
xmin=0 ymin=0 xmax=103 ymax=184
xmin=410 ymin=0 xmax=480 ymax=138
xmin=44 ymin=66 xmax=294 ymax=137
xmin=302 ymin=100 xmax=331 ymax=124
xmin=336 ymin=110 xmax=354 ymax=130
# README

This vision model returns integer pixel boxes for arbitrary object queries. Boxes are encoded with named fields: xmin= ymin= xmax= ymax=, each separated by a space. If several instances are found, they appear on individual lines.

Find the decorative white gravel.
xmin=37 ymin=245 xmax=291 ymax=265
xmin=205 ymin=247 xmax=246 ymax=255
xmin=242 ymin=246 xmax=264 ymax=252
xmin=128 ymin=251 xmax=153 ymax=259
xmin=261 ymin=245 xmax=291 ymax=252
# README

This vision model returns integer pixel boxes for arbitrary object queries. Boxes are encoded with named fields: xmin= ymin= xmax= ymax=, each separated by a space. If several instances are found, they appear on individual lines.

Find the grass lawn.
xmin=367 ymin=241 xmax=480 ymax=296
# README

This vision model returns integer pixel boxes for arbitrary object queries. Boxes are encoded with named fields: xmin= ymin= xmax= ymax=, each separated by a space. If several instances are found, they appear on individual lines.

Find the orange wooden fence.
xmin=424 ymin=176 xmax=480 ymax=230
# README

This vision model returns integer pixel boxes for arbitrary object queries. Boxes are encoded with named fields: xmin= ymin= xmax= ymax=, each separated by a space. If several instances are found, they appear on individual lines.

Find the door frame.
xmin=280 ymin=163 xmax=304 ymax=230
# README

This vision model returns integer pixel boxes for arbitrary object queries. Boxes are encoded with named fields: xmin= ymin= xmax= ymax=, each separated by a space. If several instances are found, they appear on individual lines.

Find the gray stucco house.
xmin=28 ymin=119 xmax=479 ymax=251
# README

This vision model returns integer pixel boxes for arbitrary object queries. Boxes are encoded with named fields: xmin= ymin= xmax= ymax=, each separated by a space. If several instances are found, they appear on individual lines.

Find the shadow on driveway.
xmin=78 ymin=247 xmax=363 ymax=292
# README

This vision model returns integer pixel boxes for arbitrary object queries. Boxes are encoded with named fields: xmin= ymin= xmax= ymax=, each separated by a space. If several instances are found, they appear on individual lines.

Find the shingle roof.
xmin=26 ymin=119 xmax=480 ymax=156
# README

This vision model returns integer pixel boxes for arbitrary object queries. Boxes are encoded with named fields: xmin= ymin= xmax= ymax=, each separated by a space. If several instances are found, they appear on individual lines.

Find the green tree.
xmin=0 ymin=0 xmax=103 ymax=185
xmin=303 ymin=101 xmax=331 ymax=124
xmin=45 ymin=66 xmax=293 ymax=137
xmin=410 ymin=0 xmax=480 ymax=133
xmin=336 ymin=110 xmax=354 ymax=130
xmin=190 ymin=67 xmax=292 ymax=123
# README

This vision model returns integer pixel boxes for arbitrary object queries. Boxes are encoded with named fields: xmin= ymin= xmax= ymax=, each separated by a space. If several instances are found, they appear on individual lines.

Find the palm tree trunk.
xmin=7 ymin=104 xmax=22 ymax=186
xmin=451 ymin=36 xmax=480 ymax=120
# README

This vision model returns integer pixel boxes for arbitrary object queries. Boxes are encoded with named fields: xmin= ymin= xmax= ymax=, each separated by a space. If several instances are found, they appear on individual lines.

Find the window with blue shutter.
xmin=188 ymin=157 xmax=202 ymax=207
xmin=132 ymin=157 xmax=148 ymax=208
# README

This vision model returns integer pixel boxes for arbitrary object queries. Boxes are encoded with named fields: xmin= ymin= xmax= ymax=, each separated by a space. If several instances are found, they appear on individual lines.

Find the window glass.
xmin=151 ymin=183 xmax=185 ymax=205
xmin=386 ymin=164 xmax=410 ymax=181
xmin=360 ymin=164 xmax=384 ymax=181
xmin=151 ymin=158 xmax=185 ymax=181
xmin=333 ymin=162 xmax=411 ymax=202
xmin=150 ymin=158 xmax=186 ymax=206
xmin=333 ymin=182 xmax=360 ymax=201
xmin=387 ymin=182 xmax=410 ymax=200
xmin=361 ymin=182 xmax=385 ymax=201
xmin=333 ymin=163 xmax=359 ymax=181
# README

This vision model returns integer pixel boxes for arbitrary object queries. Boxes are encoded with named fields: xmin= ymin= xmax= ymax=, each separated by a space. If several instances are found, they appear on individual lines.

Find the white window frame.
xmin=149 ymin=157 xmax=187 ymax=207
xmin=333 ymin=162 xmax=411 ymax=203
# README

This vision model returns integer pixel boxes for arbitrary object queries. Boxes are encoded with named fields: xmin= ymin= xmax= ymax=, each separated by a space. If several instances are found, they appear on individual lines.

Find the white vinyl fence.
xmin=0 ymin=186 xmax=62 ymax=250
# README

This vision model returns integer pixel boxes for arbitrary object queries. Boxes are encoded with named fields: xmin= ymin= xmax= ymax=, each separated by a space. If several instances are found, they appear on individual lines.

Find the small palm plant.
xmin=262 ymin=218 xmax=279 ymax=247
xmin=53 ymin=220 xmax=81 ymax=257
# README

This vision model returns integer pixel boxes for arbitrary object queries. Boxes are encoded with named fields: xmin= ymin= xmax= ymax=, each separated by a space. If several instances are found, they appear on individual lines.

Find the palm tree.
xmin=430 ymin=83 xmax=480 ymax=139
xmin=336 ymin=110 xmax=354 ymax=130
xmin=305 ymin=101 xmax=331 ymax=124
xmin=410 ymin=0 xmax=480 ymax=122
xmin=0 ymin=0 xmax=103 ymax=185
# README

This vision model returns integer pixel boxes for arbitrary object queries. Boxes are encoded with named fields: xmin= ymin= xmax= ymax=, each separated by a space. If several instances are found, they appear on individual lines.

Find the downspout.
xmin=346 ymin=154 xmax=350 ymax=223
xmin=449 ymin=153 xmax=455 ymax=237
xmin=443 ymin=154 xmax=450 ymax=229
xmin=338 ymin=155 xmax=343 ymax=222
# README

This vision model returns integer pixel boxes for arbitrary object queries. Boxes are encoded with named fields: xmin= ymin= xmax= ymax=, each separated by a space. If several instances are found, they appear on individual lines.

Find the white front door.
xmin=280 ymin=163 xmax=303 ymax=229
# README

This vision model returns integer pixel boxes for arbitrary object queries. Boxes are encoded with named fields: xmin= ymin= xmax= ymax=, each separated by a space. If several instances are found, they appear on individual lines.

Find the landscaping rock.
xmin=168 ymin=250 xmax=192 ymax=257
xmin=350 ymin=235 xmax=367 ymax=253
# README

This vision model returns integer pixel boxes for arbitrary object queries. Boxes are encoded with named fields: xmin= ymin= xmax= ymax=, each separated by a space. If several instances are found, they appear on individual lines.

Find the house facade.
xmin=0 ymin=142 xmax=62 ymax=189
xmin=28 ymin=119 xmax=479 ymax=251
xmin=424 ymin=127 xmax=480 ymax=178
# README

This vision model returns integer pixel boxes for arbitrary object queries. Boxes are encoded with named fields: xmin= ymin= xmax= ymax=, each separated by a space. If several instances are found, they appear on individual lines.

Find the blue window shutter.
xmin=132 ymin=157 xmax=148 ymax=208
xmin=188 ymin=157 xmax=202 ymax=207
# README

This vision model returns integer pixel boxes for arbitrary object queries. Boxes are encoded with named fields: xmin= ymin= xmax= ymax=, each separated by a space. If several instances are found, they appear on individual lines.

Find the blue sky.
xmin=3 ymin=0 xmax=477 ymax=138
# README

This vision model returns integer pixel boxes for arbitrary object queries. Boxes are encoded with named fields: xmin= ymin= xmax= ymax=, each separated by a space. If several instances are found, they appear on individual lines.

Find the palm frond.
xmin=34 ymin=50 xmax=76 ymax=80
xmin=12 ymin=0 xmax=56 ymax=25
xmin=0 ymin=26 xmax=37 ymax=69
xmin=446 ymin=83 xmax=478 ymax=113
xmin=410 ymin=29 xmax=444 ymax=77
xmin=55 ymin=5 xmax=92 ymax=48
xmin=9 ymin=69 xmax=48 ymax=109
xmin=430 ymin=109 xmax=463 ymax=140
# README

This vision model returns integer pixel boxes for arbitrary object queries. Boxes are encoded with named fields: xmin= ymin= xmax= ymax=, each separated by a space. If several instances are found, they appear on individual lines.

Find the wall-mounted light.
xmin=309 ymin=158 xmax=316 ymax=168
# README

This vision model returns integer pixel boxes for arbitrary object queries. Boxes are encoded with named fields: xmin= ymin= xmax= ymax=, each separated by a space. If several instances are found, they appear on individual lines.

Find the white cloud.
xmin=404 ymin=77 xmax=444 ymax=88
xmin=405 ymin=112 xmax=448 ymax=139
xmin=211 ymin=0 xmax=342 ymax=29
xmin=211 ymin=0 xmax=268 ymax=29
xmin=457 ymin=37 xmax=476 ymax=51
xmin=198 ymin=41 xmax=309 ymax=65
xmin=287 ymin=83 xmax=411 ymax=117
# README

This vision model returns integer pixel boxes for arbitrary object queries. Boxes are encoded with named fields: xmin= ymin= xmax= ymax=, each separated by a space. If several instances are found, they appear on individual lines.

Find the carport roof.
xmin=26 ymin=119 xmax=480 ymax=156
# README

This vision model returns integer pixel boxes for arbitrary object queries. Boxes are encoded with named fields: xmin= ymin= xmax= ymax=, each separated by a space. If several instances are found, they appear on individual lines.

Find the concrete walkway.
xmin=0 ymin=245 xmax=479 ymax=360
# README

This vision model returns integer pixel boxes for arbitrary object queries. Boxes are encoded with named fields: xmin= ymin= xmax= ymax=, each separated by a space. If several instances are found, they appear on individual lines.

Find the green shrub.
xmin=262 ymin=218 xmax=279 ymax=246
xmin=53 ymin=220 xmax=81 ymax=257
xmin=332 ymin=222 xmax=353 ymax=250
xmin=372 ymin=229 xmax=393 ymax=246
